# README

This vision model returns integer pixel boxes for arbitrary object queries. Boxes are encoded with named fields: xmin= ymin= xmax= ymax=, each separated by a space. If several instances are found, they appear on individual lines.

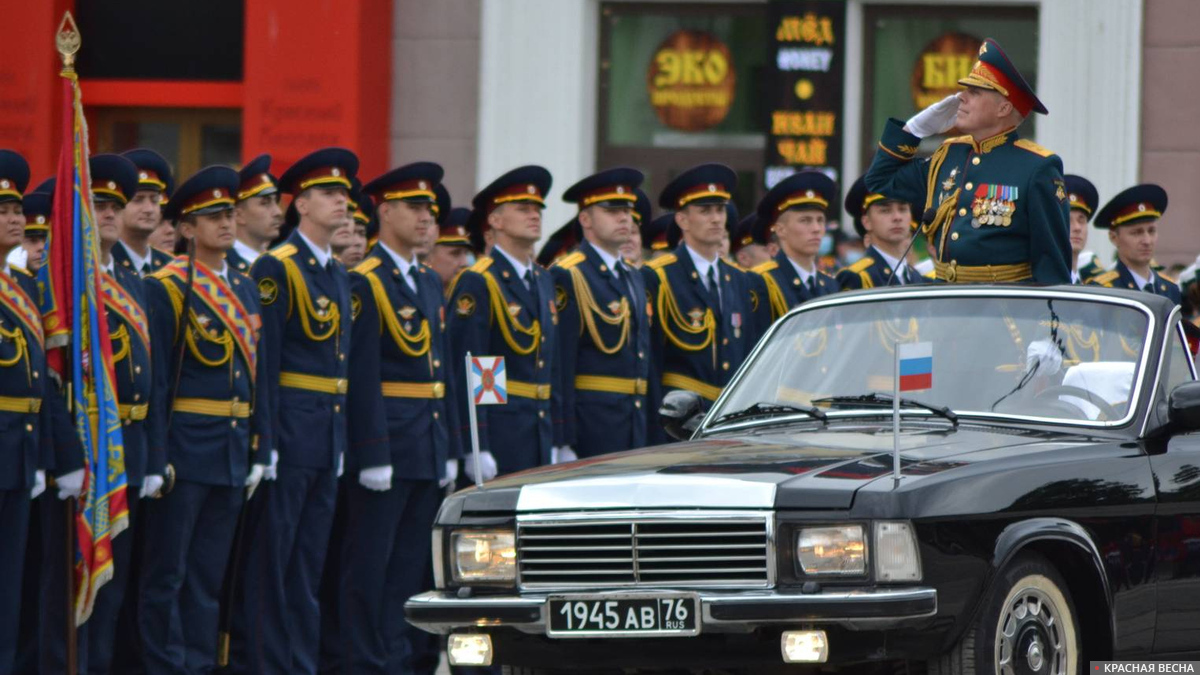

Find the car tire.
xmin=929 ymin=552 xmax=1080 ymax=675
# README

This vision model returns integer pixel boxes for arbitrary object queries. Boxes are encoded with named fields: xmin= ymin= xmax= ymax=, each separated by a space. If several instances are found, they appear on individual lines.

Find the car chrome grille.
xmin=517 ymin=512 xmax=773 ymax=590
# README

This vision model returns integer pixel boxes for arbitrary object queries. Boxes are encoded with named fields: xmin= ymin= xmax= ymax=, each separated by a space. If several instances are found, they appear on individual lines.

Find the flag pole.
xmin=893 ymin=340 xmax=901 ymax=482
xmin=465 ymin=351 xmax=484 ymax=489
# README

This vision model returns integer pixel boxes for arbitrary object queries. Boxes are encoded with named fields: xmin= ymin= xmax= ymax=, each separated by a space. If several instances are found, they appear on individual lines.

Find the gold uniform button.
xmin=339 ymin=354 xmax=346 ymax=361
xmin=133 ymin=393 xmax=141 ymax=401
xmin=433 ymin=359 xmax=441 ymax=368
xmin=134 ymin=365 xmax=142 ymax=374
xmin=231 ymin=420 xmax=239 ymax=428
xmin=638 ymin=351 xmax=644 ymax=359
xmin=25 ymin=423 xmax=33 ymax=432
xmin=334 ymin=404 xmax=341 ymax=413
xmin=722 ymin=338 xmax=729 ymax=346
xmin=722 ymin=361 xmax=730 ymax=371
xmin=951 ymin=232 xmax=959 ymax=241
xmin=32 ymin=371 xmax=39 ymax=379
xmin=232 ymin=396 xmax=240 ymax=404
xmin=957 ymin=208 xmax=966 ymax=217
xmin=235 ymin=370 xmax=242 ymax=378
xmin=123 ymin=419 xmax=131 ymax=426
xmin=433 ymin=411 xmax=440 ymax=420
xmin=965 ymin=182 xmax=973 ymax=190
xmin=538 ymin=410 xmax=545 ymax=419
xmin=634 ymin=400 xmax=642 ymax=409
xmin=537 ymin=360 xmax=544 ymax=368
xmin=971 ymin=157 xmax=981 ymax=165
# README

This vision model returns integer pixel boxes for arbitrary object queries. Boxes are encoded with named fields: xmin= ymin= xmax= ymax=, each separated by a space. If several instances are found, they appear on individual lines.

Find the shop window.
xmin=91 ymin=108 xmax=242 ymax=180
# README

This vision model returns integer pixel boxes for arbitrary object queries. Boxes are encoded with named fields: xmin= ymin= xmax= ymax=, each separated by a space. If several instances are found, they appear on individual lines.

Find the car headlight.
xmin=874 ymin=521 xmax=921 ymax=581
xmin=797 ymin=525 xmax=866 ymax=576
xmin=451 ymin=530 xmax=517 ymax=583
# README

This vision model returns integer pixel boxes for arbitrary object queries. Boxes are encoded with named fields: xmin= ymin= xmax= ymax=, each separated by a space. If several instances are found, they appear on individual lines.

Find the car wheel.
xmin=930 ymin=553 xmax=1080 ymax=675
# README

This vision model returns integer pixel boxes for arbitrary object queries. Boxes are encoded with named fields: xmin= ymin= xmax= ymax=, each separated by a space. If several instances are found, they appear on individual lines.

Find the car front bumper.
xmin=405 ymin=586 xmax=938 ymax=635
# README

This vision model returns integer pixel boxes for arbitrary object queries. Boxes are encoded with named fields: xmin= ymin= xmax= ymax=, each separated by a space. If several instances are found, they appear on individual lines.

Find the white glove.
xmin=245 ymin=464 xmax=264 ymax=499
xmin=551 ymin=446 xmax=578 ymax=464
xmin=1026 ymin=339 xmax=1063 ymax=377
xmin=31 ymin=470 xmax=46 ymax=500
xmin=905 ymin=94 xmax=960 ymax=138
xmin=440 ymin=460 xmax=459 ymax=489
xmin=464 ymin=451 xmax=498 ymax=483
xmin=359 ymin=465 xmax=393 ymax=492
xmin=263 ymin=450 xmax=279 ymax=481
xmin=140 ymin=474 xmax=164 ymax=499
xmin=56 ymin=469 xmax=85 ymax=500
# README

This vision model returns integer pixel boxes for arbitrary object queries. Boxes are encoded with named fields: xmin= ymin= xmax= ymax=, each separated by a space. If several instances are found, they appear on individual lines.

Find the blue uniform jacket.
xmin=446 ymin=249 xmax=559 ymax=473
xmin=550 ymin=241 xmax=655 ymax=456
xmin=836 ymin=246 xmax=928 ymax=290
xmin=0 ymin=267 xmax=80 ymax=490
xmin=643 ymin=244 xmax=764 ymax=443
xmin=112 ymin=241 xmax=173 ymax=276
xmin=103 ymin=262 xmax=160 ymax=486
xmin=753 ymin=250 xmax=840 ymax=322
xmin=1086 ymin=260 xmax=1182 ymax=304
xmin=866 ymin=119 xmax=1071 ymax=284
xmin=225 ymin=246 xmax=254 ymax=275
xmin=346 ymin=246 xmax=461 ymax=480
xmin=146 ymin=260 xmax=265 ymax=487
xmin=251 ymin=232 xmax=351 ymax=471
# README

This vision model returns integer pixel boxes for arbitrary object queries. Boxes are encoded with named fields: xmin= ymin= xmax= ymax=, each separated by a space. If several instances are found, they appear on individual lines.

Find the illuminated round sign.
xmin=646 ymin=30 xmax=736 ymax=132
xmin=910 ymin=33 xmax=982 ymax=111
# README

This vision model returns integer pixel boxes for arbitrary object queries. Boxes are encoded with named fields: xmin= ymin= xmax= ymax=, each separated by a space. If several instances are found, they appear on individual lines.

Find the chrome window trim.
xmin=432 ymin=527 xmax=445 ymax=589
xmin=701 ymin=288 xmax=1159 ymax=434
xmin=1139 ymin=305 xmax=1185 ymax=438
xmin=515 ymin=510 xmax=776 ymax=591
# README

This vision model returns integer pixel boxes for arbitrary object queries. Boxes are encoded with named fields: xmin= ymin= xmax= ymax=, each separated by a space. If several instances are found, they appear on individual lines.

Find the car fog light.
xmin=447 ymin=633 xmax=493 ymax=666
xmin=874 ymin=521 xmax=921 ymax=582
xmin=781 ymin=630 xmax=828 ymax=663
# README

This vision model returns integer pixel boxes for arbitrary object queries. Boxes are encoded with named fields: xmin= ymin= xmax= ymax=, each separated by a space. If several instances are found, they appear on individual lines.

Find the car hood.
xmin=456 ymin=424 xmax=1095 ymax=513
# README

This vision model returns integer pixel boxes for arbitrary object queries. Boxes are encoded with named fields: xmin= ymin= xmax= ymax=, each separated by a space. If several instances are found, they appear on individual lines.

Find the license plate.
xmin=546 ymin=594 xmax=700 ymax=638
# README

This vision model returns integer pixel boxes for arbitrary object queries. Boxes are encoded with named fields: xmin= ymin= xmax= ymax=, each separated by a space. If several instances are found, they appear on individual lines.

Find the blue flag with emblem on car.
xmin=465 ymin=353 xmax=506 ymax=487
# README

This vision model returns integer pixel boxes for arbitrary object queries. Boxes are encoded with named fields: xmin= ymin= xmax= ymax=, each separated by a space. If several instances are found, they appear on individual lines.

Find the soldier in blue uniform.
xmin=115 ymin=148 xmax=176 ymax=276
xmin=1063 ymin=174 xmax=1101 ymax=284
xmin=0 ymin=150 xmax=82 ymax=674
xmin=643 ymin=164 xmax=763 ymax=440
xmin=140 ymin=165 xmax=266 ymax=675
xmin=866 ymin=38 xmax=1070 ymax=284
xmin=1086 ymin=184 xmax=1180 ymax=302
xmin=446 ymin=166 xmax=560 ymax=478
xmin=228 ymin=154 xmax=283 ymax=275
xmin=551 ymin=168 xmax=654 ymax=460
xmin=75 ymin=153 xmax=162 ymax=674
xmin=235 ymin=148 xmax=355 ymax=674
xmin=339 ymin=161 xmax=460 ymax=673
xmin=837 ymin=176 xmax=927 ymax=289
xmin=425 ymin=206 xmax=475 ymax=291
xmin=751 ymin=171 xmax=841 ymax=322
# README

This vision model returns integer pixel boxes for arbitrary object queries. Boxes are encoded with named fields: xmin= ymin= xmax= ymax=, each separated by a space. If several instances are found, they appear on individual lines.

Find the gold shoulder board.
xmin=268 ymin=243 xmax=298 ymax=260
xmin=647 ymin=254 xmax=677 ymax=270
xmin=353 ymin=257 xmax=382 ymax=275
xmin=1014 ymin=139 xmax=1055 ymax=158
xmin=751 ymin=260 xmax=778 ymax=274
xmin=553 ymin=251 xmax=586 ymax=270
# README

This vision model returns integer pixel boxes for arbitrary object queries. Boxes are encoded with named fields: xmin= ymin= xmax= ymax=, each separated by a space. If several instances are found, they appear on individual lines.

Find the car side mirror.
xmin=1168 ymin=381 xmax=1200 ymax=430
xmin=659 ymin=389 xmax=705 ymax=441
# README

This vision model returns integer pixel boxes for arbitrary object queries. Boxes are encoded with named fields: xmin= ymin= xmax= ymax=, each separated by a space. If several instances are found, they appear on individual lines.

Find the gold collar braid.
xmin=365 ymin=271 xmax=432 ymax=359
xmin=281 ymin=258 xmax=341 ymax=342
xmin=482 ymin=270 xmax=541 ymax=356
xmin=567 ymin=266 xmax=630 ymax=355
xmin=652 ymin=266 xmax=715 ymax=362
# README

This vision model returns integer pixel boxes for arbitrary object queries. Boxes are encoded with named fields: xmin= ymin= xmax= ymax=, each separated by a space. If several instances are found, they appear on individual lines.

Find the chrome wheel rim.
xmin=995 ymin=583 xmax=1071 ymax=675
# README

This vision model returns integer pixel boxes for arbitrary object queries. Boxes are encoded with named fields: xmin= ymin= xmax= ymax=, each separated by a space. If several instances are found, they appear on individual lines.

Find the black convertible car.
xmin=406 ymin=285 xmax=1200 ymax=674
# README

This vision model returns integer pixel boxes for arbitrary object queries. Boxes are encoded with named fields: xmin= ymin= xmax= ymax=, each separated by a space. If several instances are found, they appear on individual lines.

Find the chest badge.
xmin=941 ymin=167 xmax=958 ymax=192
xmin=607 ymin=299 xmax=623 ymax=315
xmin=398 ymin=306 xmax=417 ymax=320
xmin=688 ymin=308 xmax=705 ymax=328
xmin=507 ymin=302 xmax=522 ymax=318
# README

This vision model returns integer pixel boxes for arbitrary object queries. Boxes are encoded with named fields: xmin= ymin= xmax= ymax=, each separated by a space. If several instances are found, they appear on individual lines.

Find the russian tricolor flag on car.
xmin=898 ymin=342 xmax=933 ymax=392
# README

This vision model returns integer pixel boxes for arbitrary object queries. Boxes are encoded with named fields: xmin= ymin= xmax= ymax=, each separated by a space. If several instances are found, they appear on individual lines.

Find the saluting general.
xmin=446 ymin=166 xmax=560 ymax=479
xmin=340 ymin=161 xmax=461 ymax=673
xmin=237 ymin=148 xmax=355 ymax=674
xmin=866 ymin=38 xmax=1071 ymax=284
xmin=140 ymin=165 xmax=266 ymax=675
xmin=551 ymin=168 xmax=655 ymax=460
xmin=752 ymin=171 xmax=841 ymax=323
xmin=643 ymin=164 xmax=763 ymax=443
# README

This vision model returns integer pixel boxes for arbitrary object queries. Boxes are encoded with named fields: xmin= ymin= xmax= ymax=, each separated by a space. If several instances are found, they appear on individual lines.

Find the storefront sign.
xmin=765 ymin=1 xmax=846 ymax=190
xmin=646 ymin=30 xmax=736 ymax=132
xmin=911 ymin=32 xmax=982 ymax=110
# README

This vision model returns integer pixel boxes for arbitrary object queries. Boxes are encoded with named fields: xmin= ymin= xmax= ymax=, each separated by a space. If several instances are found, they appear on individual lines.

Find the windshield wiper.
xmin=812 ymin=393 xmax=958 ymax=427
xmin=711 ymin=401 xmax=827 ymax=426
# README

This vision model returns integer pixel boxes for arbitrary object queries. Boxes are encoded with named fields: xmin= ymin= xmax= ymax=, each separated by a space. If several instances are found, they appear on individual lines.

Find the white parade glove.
xmin=31 ymin=470 xmax=46 ymax=500
xmin=359 ymin=465 xmax=393 ymax=492
xmin=464 ymin=451 xmax=498 ymax=482
xmin=263 ymin=450 xmax=279 ymax=481
xmin=56 ymin=469 xmax=85 ymax=500
xmin=552 ymin=446 xmax=578 ymax=464
xmin=140 ymin=474 xmax=164 ymax=499
xmin=245 ymin=464 xmax=264 ymax=499
xmin=904 ymin=94 xmax=960 ymax=138
xmin=1026 ymin=339 xmax=1063 ymax=377
xmin=338 ymin=453 xmax=345 ymax=478
xmin=440 ymin=460 xmax=459 ymax=489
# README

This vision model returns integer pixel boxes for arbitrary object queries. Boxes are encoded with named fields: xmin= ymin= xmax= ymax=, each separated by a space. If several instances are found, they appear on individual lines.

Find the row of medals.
xmin=972 ymin=199 xmax=1013 ymax=228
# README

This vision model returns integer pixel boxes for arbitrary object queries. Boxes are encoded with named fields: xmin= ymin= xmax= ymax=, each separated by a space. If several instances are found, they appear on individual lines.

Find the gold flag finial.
xmin=56 ymin=11 xmax=82 ymax=71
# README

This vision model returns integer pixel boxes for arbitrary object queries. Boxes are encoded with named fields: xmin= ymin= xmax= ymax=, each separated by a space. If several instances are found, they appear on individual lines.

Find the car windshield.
xmin=711 ymin=293 xmax=1153 ymax=426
